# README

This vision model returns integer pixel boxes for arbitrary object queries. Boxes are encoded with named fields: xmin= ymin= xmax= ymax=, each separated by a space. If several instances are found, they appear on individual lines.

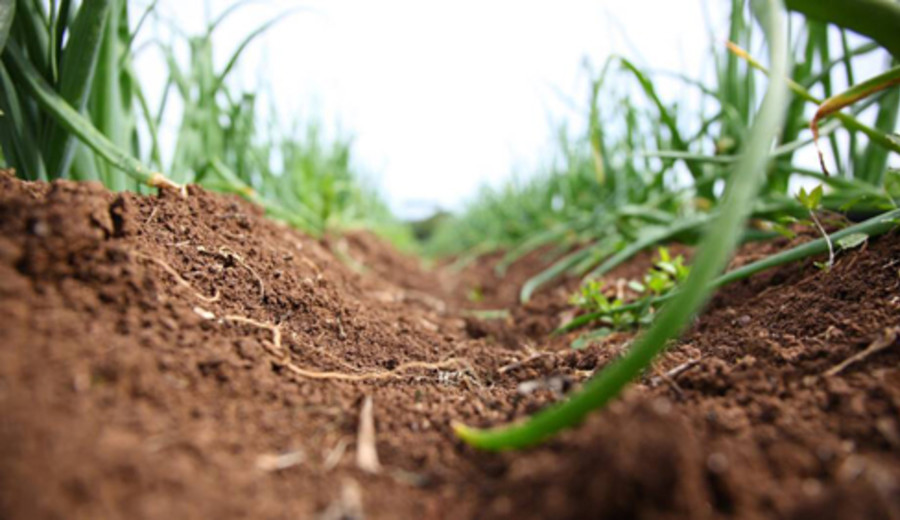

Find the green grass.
xmin=448 ymin=0 xmax=900 ymax=449
xmin=1 ymin=0 xmax=898 ymax=451
xmin=0 ymin=0 xmax=411 ymax=246
xmin=430 ymin=0 xmax=900 ymax=293
xmin=454 ymin=0 xmax=792 ymax=449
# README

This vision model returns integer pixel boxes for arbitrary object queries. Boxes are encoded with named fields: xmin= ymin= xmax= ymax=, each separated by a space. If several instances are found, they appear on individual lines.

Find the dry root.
xmin=283 ymin=358 xmax=469 ymax=382
xmin=356 ymin=396 xmax=381 ymax=474
xmin=826 ymin=328 xmax=899 ymax=377
xmin=498 ymin=351 xmax=548 ymax=375
xmin=133 ymin=251 xmax=220 ymax=303
xmin=223 ymin=315 xmax=284 ymax=356
xmin=223 ymin=313 xmax=469 ymax=382
xmin=299 ymin=256 xmax=323 ymax=279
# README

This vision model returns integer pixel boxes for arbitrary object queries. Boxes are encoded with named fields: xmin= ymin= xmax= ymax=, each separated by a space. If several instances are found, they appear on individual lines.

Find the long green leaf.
xmin=729 ymin=42 xmax=900 ymax=161
xmin=43 ymin=0 xmax=112 ymax=178
xmin=6 ymin=42 xmax=175 ymax=188
xmin=785 ymin=0 xmax=900 ymax=61
xmin=583 ymin=214 xmax=710 ymax=279
xmin=0 ymin=0 xmax=15 ymax=55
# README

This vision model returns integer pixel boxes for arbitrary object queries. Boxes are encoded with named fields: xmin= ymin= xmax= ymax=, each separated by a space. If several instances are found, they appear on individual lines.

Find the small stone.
xmin=707 ymin=452 xmax=729 ymax=474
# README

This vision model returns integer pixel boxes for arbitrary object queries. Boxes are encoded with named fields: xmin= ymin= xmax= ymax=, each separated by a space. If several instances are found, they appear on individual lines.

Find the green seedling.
xmin=796 ymin=185 xmax=835 ymax=270
xmin=558 ymin=207 xmax=900 ymax=336
xmin=570 ymin=247 xmax=690 ymax=347
xmin=569 ymin=279 xmax=636 ymax=333
xmin=643 ymin=247 xmax=691 ymax=295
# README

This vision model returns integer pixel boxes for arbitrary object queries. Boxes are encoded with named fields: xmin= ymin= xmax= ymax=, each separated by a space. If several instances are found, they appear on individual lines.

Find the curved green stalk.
xmin=453 ymin=0 xmax=790 ymax=451
xmin=810 ymin=66 xmax=900 ymax=177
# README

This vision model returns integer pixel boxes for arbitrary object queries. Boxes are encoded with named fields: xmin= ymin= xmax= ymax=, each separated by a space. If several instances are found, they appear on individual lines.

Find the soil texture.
xmin=2 ymin=171 xmax=900 ymax=519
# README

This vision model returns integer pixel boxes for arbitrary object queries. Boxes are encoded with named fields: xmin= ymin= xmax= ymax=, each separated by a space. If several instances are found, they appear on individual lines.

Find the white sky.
xmin=133 ymin=1 xmax=803 ymax=219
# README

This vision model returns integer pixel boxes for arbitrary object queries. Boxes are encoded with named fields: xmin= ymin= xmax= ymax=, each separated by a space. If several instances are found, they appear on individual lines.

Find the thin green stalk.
xmin=583 ymin=213 xmax=710 ymax=280
xmin=0 ymin=0 xmax=15 ymax=54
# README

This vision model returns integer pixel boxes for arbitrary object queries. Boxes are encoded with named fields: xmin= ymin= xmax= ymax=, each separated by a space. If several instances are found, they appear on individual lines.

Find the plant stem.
xmin=808 ymin=210 xmax=835 ymax=269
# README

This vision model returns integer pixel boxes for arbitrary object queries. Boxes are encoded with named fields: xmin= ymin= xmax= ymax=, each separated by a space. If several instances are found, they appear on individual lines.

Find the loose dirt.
xmin=2 ymin=171 xmax=899 ymax=519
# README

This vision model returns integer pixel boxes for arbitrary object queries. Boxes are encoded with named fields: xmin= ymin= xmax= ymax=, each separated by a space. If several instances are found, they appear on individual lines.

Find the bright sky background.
xmin=131 ymin=1 xmax=755 ymax=219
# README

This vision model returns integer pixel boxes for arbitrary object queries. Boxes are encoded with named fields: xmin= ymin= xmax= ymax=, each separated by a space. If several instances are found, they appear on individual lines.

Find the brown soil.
xmin=2 ymin=172 xmax=899 ymax=519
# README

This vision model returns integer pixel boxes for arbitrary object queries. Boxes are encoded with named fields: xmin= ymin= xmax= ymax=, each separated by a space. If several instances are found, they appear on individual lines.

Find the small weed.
xmin=569 ymin=279 xmax=636 ymax=332
xmin=570 ymin=247 xmax=691 ymax=337
xmin=796 ymin=185 xmax=835 ymax=270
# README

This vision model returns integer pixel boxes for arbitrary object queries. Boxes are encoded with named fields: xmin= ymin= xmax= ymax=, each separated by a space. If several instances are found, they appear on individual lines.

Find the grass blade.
xmin=810 ymin=66 xmax=900 ymax=176
xmin=785 ymin=0 xmax=900 ymax=61
xmin=583 ymin=214 xmax=710 ymax=279
xmin=0 ymin=0 xmax=15 ymax=54
xmin=6 ymin=41 xmax=177 ymax=189
xmin=43 ymin=0 xmax=112 ymax=178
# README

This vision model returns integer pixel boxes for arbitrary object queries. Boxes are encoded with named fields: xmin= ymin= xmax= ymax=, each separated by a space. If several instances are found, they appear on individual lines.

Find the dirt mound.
xmin=2 ymin=172 xmax=899 ymax=519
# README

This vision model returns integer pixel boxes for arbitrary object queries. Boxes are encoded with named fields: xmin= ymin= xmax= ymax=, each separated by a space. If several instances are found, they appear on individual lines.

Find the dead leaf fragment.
xmin=356 ymin=395 xmax=381 ymax=474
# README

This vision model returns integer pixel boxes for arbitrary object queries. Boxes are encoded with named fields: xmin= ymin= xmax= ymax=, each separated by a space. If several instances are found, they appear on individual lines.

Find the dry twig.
xmin=649 ymin=358 xmax=701 ymax=387
xmin=323 ymin=437 xmax=351 ymax=472
xmin=356 ymin=396 xmax=381 ymax=474
xmin=826 ymin=328 xmax=899 ymax=377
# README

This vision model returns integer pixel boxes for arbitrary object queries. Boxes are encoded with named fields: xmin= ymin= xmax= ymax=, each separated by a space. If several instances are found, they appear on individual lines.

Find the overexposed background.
xmin=131 ymin=1 xmax=888 ymax=219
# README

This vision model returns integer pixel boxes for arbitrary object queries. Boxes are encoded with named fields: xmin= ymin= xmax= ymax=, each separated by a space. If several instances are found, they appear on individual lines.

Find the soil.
xmin=2 ymin=171 xmax=900 ymax=519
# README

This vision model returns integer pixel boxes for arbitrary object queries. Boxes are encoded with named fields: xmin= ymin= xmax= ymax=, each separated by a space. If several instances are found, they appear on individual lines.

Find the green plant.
xmin=796 ymin=184 xmax=835 ymax=270
xmin=569 ymin=279 xmax=636 ymax=333
xmin=559 ymin=206 xmax=900 ymax=335
xmin=453 ymin=0 xmax=791 ymax=450
xmin=569 ymin=247 xmax=691 ymax=340
xmin=635 ymin=247 xmax=691 ymax=296
xmin=0 ymin=1 xmax=412 ymax=247
xmin=0 ymin=0 xmax=179 ymax=190
xmin=429 ymin=0 xmax=900 ymax=315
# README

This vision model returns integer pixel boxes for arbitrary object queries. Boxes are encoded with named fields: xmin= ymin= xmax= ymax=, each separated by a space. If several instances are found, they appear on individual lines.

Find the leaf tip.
xmin=451 ymin=420 xmax=478 ymax=442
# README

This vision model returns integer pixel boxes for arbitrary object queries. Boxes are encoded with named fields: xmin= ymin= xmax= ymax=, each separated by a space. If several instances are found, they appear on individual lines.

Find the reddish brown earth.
xmin=2 ymin=171 xmax=900 ymax=519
